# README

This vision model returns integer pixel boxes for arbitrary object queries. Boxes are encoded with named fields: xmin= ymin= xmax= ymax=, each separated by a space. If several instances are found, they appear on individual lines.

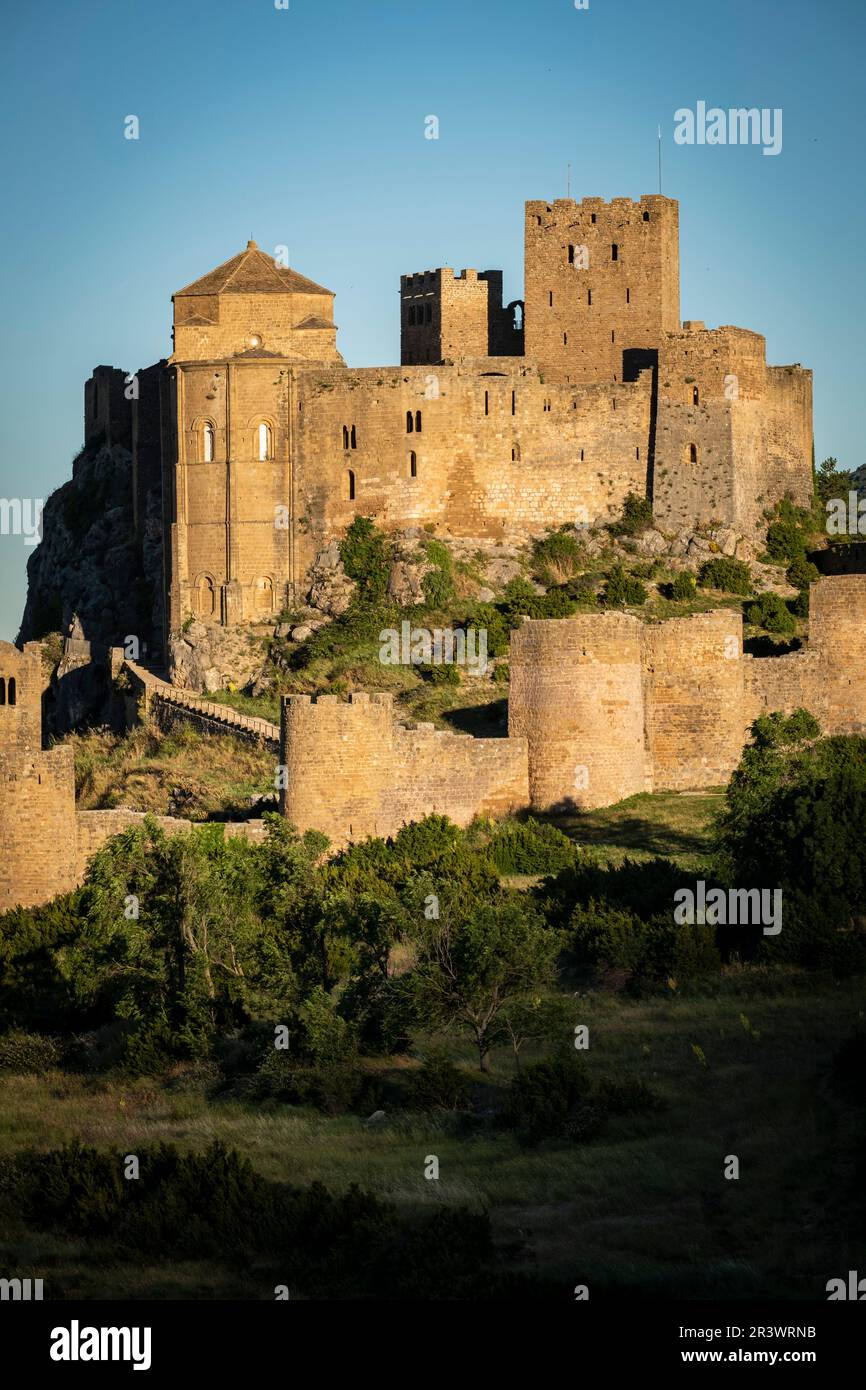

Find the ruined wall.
xmin=83 ymin=366 xmax=132 ymax=454
xmin=0 ymin=642 xmax=78 ymax=911
xmin=280 ymin=692 xmax=528 ymax=846
xmin=744 ymin=576 xmax=866 ymax=733
xmin=642 ymin=609 xmax=745 ymax=789
xmin=74 ymin=810 xmax=267 ymax=883
xmin=524 ymin=195 xmax=680 ymax=384
xmin=508 ymin=613 xmax=649 ymax=811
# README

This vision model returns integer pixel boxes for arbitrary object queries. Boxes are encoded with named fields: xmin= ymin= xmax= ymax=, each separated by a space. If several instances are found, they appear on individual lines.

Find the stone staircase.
xmin=123 ymin=660 xmax=280 ymax=750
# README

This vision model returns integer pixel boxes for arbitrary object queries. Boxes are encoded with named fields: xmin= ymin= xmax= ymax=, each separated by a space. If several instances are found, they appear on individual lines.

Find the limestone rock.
xmin=387 ymin=559 xmax=430 ymax=607
xmin=291 ymin=624 xmax=313 ymax=642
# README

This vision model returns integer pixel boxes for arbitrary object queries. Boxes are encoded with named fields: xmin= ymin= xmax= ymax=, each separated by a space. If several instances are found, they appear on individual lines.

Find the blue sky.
xmin=0 ymin=0 xmax=863 ymax=640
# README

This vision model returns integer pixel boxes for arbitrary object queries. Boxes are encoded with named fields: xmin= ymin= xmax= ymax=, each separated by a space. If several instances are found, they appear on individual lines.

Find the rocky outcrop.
xmin=168 ymin=621 xmax=266 ymax=694
xmin=17 ymin=442 xmax=162 ymax=656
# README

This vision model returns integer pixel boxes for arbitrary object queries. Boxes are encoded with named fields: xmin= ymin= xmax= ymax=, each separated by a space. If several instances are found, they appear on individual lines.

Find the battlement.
xmin=401 ymin=265 xmax=522 ymax=365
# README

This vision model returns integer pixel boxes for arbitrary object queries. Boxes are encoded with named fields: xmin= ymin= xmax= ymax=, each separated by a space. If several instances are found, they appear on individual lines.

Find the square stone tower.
xmin=400 ymin=267 xmax=523 ymax=364
xmin=524 ymin=195 xmax=679 ymax=383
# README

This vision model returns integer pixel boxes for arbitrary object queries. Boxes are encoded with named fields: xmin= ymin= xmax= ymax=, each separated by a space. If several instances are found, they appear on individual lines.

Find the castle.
xmin=2 ymin=191 xmax=845 ymax=914
xmin=83 ymin=193 xmax=813 ymax=650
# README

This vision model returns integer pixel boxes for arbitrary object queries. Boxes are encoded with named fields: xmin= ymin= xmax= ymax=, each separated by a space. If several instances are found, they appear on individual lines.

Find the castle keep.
xmin=84 ymin=193 xmax=812 ymax=648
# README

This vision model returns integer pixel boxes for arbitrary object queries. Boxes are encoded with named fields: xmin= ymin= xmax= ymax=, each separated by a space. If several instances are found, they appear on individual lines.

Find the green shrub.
xmin=492 ymin=662 xmax=509 ymax=684
xmin=0 ymin=1030 xmax=63 ymax=1074
xmin=501 ymin=1055 xmax=593 ymax=1143
xmin=595 ymin=1075 xmax=662 ymax=1118
xmin=667 ymin=571 xmax=697 ymax=600
xmin=421 ymin=539 xmax=456 ymax=608
xmin=786 ymin=555 xmax=820 ymax=590
xmin=339 ymin=517 xmax=393 ymax=603
xmin=405 ymin=1053 xmax=472 ymax=1111
xmin=746 ymin=593 xmax=797 ymax=635
xmin=531 ymin=529 xmax=584 ymax=583
xmin=789 ymin=588 xmax=810 ymax=620
xmin=486 ymin=817 xmax=577 ymax=875
xmin=600 ymin=565 xmax=647 ymax=607
xmin=471 ymin=603 xmax=510 ymax=657
xmin=765 ymin=517 xmax=807 ymax=564
xmin=610 ymin=492 xmax=653 ymax=537
xmin=698 ymin=557 xmax=752 ymax=595
xmin=420 ymin=660 xmax=461 ymax=685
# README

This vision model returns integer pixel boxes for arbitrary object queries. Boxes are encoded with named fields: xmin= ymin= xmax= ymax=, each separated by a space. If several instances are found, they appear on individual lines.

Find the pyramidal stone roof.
xmin=175 ymin=241 xmax=333 ymax=298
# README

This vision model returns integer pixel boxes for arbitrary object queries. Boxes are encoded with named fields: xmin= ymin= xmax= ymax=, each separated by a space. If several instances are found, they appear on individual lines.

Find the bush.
xmin=786 ymin=555 xmax=820 ymax=590
xmin=531 ymin=529 xmax=584 ymax=584
xmin=492 ymin=662 xmax=509 ymax=684
xmin=486 ymin=817 xmax=576 ymax=875
xmin=0 ymin=1030 xmax=63 ymax=1074
xmin=405 ymin=1053 xmax=472 ymax=1111
xmin=610 ymin=492 xmax=653 ymax=537
xmin=746 ymin=593 xmax=797 ymax=635
xmin=698 ymin=557 xmax=752 ymax=595
xmin=4 ymin=1139 xmax=505 ymax=1298
xmin=765 ymin=517 xmax=807 ymax=564
xmin=666 ymin=571 xmax=697 ymax=600
xmin=502 ymin=1055 xmax=593 ymax=1143
xmin=471 ymin=603 xmax=510 ymax=657
xmin=339 ymin=517 xmax=393 ymax=604
xmin=421 ymin=539 xmax=456 ymax=608
xmin=595 ymin=1075 xmax=662 ymax=1118
xmin=420 ymin=661 xmax=460 ymax=685
xmin=600 ymin=565 xmax=647 ymax=607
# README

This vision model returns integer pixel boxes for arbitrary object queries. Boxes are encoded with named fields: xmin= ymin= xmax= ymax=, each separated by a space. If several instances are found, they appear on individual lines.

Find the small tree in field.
xmin=411 ymin=896 xmax=559 ymax=1072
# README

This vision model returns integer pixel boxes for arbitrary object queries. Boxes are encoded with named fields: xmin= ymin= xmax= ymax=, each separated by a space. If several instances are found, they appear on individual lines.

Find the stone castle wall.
xmin=280 ymin=691 xmax=529 ymax=846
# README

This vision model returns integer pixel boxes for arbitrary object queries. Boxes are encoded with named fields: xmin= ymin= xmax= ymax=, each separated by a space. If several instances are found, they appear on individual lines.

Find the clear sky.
xmin=1 ymin=0 xmax=863 ymax=640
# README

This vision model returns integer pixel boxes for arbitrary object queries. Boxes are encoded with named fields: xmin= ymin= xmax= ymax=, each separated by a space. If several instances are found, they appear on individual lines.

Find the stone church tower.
xmin=163 ymin=241 xmax=344 ymax=629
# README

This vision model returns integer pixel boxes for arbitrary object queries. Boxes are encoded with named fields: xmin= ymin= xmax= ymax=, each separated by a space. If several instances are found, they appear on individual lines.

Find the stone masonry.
xmin=77 ymin=191 xmax=811 ymax=650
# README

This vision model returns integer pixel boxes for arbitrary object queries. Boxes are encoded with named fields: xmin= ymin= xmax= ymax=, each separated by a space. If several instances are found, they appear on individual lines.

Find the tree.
xmin=411 ymin=894 xmax=559 ymax=1071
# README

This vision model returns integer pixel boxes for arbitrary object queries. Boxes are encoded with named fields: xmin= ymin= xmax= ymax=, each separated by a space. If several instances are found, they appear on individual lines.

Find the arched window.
xmin=344 ymin=469 xmax=356 ymax=501
xmin=692 ymin=385 xmax=700 ymax=406
xmin=8 ymin=677 xmax=15 ymax=706
xmin=587 ymin=289 xmax=592 ymax=306
xmin=689 ymin=443 xmax=698 ymax=464
xmin=513 ymin=303 xmax=523 ymax=331
xmin=257 ymin=422 xmax=272 ymax=461
xmin=203 ymin=422 xmax=215 ymax=462
xmin=643 ymin=210 xmax=650 ymax=221
xmin=512 ymin=443 xmax=521 ymax=462
xmin=0 ymin=677 xmax=5 ymax=706
xmin=342 ymin=425 xmax=350 ymax=449
xmin=415 ymin=410 xmax=422 ymax=433
xmin=350 ymin=425 xmax=357 ymax=449
xmin=611 ymin=243 xmax=618 ymax=261
xmin=406 ymin=410 xmax=414 ymax=433
xmin=409 ymin=451 xmax=417 ymax=478
xmin=484 ymin=391 xmax=489 ymax=415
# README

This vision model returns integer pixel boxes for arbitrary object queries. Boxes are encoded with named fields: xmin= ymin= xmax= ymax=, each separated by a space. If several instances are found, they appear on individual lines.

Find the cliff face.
xmin=17 ymin=441 xmax=163 ymax=658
